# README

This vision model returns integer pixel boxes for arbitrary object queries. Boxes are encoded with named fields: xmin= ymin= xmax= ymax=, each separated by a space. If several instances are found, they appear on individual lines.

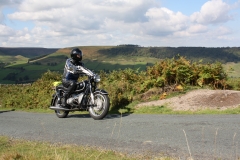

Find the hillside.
xmin=1 ymin=45 xmax=240 ymax=84
xmin=54 ymin=46 xmax=240 ymax=62
xmin=98 ymin=46 xmax=240 ymax=63
xmin=0 ymin=47 xmax=59 ymax=58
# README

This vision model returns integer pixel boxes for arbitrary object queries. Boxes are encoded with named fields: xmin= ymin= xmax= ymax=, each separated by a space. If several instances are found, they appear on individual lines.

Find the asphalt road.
xmin=0 ymin=110 xmax=239 ymax=159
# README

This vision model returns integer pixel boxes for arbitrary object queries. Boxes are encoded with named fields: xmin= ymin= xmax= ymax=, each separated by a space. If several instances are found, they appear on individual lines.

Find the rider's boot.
xmin=61 ymin=93 xmax=68 ymax=108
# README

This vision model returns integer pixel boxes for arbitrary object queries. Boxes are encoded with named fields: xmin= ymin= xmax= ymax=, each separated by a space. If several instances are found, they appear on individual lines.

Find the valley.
xmin=1 ymin=45 xmax=240 ymax=84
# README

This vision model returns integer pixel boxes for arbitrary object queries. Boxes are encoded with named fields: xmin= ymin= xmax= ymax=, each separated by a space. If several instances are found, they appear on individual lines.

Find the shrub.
xmin=1 ymin=71 xmax=62 ymax=109
xmin=0 ymin=56 xmax=231 ymax=111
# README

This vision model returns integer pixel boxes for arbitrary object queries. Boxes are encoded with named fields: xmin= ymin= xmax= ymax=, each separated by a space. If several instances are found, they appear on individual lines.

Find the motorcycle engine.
xmin=66 ymin=93 xmax=84 ymax=105
xmin=66 ymin=94 xmax=78 ymax=105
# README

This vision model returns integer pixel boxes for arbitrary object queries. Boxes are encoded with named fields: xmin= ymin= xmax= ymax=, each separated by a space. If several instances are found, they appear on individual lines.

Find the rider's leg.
xmin=61 ymin=81 xmax=77 ymax=107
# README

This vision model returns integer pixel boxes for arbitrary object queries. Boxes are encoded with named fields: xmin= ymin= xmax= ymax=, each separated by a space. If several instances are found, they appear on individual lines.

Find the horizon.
xmin=1 ymin=45 xmax=240 ymax=49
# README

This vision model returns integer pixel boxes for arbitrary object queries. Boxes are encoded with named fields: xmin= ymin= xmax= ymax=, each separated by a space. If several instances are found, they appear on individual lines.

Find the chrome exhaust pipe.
xmin=49 ymin=106 xmax=69 ymax=111
xmin=49 ymin=106 xmax=79 ymax=111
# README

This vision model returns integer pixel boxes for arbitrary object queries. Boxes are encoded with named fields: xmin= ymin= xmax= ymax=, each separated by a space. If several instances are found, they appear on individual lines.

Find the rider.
xmin=59 ymin=48 xmax=93 ymax=107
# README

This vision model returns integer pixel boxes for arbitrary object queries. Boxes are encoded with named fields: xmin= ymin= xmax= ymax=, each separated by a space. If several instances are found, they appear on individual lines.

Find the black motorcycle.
xmin=49 ymin=73 xmax=110 ymax=120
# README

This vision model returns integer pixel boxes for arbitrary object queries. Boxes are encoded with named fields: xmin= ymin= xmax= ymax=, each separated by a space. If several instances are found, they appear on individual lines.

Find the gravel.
xmin=136 ymin=89 xmax=240 ymax=111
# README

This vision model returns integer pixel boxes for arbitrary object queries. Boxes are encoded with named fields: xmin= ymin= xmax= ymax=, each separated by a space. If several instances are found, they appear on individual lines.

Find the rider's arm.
xmin=65 ymin=59 xmax=94 ymax=76
xmin=76 ymin=65 xmax=94 ymax=77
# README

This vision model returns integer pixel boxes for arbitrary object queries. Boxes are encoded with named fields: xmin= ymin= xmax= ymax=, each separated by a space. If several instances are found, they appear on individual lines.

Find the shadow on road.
xmin=68 ymin=113 xmax=131 ymax=119
xmin=0 ymin=109 xmax=15 ymax=114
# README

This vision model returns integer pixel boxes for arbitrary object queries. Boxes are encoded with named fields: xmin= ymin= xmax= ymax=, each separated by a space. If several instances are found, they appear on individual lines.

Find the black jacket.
xmin=62 ymin=58 xmax=94 ymax=81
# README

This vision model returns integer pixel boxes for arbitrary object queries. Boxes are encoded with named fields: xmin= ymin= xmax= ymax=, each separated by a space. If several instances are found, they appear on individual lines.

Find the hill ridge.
xmin=1 ymin=46 xmax=240 ymax=84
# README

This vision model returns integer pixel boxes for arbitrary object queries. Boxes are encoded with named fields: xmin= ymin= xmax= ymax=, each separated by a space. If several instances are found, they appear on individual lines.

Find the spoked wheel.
xmin=54 ymin=98 xmax=69 ymax=118
xmin=88 ymin=93 xmax=110 ymax=120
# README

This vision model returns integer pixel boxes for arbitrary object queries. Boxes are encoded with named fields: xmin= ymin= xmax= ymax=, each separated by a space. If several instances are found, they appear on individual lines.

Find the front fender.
xmin=94 ymin=89 xmax=108 ymax=95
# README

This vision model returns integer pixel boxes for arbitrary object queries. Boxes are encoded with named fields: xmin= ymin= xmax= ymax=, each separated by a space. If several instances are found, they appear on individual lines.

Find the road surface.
xmin=0 ymin=110 xmax=239 ymax=159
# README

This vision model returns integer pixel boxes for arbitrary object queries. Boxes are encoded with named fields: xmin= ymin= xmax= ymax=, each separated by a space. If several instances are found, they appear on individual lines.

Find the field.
xmin=223 ymin=62 xmax=240 ymax=78
xmin=0 ymin=55 xmax=28 ymax=66
xmin=1 ymin=46 xmax=240 ymax=84
xmin=0 ymin=46 xmax=159 ymax=84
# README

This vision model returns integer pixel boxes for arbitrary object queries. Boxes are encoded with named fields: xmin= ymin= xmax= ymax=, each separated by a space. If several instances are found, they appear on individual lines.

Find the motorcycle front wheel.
xmin=88 ymin=93 xmax=110 ymax=120
xmin=54 ymin=98 xmax=69 ymax=118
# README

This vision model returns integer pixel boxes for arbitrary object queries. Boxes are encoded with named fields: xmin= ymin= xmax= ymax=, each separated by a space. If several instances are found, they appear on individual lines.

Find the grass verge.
xmin=118 ymin=100 xmax=240 ymax=115
xmin=1 ymin=102 xmax=240 ymax=115
xmin=0 ymin=136 xmax=173 ymax=160
xmin=0 ymin=136 xmax=135 ymax=160
xmin=128 ymin=105 xmax=240 ymax=115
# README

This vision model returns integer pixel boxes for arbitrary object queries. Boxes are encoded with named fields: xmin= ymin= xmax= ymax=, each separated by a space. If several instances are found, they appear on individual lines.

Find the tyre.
xmin=53 ymin=97 xmax=69 ymax=118
xmin=88 ymin=93 xmax=110 ymax=120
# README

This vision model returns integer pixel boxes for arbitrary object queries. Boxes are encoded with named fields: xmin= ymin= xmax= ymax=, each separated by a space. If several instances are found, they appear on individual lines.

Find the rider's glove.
xmin=76 ymin=66 xmax=81 ymax=71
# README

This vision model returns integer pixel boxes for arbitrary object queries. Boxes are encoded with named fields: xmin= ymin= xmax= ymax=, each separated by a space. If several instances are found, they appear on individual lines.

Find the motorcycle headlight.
xmin=94 ymin=74 xmax=101 ymax=82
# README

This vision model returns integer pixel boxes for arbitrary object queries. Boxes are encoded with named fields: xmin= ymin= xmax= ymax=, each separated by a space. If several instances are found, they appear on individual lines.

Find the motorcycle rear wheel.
xmin=88 ymin=93 xmax=110 ymax=120
xmin=54 ymin=98 xmax=69 ymax=118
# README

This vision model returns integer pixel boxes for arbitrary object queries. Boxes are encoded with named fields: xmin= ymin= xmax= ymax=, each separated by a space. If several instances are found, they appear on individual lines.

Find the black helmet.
xmin=71 ymin=48 xmax=82 ymax=61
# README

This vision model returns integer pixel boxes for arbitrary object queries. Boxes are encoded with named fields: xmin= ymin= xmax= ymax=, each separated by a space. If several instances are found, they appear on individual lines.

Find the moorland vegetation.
xmin=1 ymin=55 xmax=239 ymax=112
xmin=1 ymin=45 xmax=240 ymax=84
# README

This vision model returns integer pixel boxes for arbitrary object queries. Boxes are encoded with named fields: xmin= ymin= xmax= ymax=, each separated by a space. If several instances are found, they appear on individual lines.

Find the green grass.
xmin=0 ymin=136 xmax=173 ymax=160
xmin=129 ymin=104 xmax=240 ymax=115
xmin=0 ymin=53 xmax=158 ymax=84
xmin=0 ymin=55 xmax=28 ymax=67
xmin=83 ymin=55 xmax=158 ymax=72
xmin=223 ymin=62 xmax=240 ymax=78
xmin=3 ymin=102 xmax=240 ymax=115
xmin=1 ymin=45 xmax=240 ymax=84
xmin=0 ymin=68 xmax=18 ymax=82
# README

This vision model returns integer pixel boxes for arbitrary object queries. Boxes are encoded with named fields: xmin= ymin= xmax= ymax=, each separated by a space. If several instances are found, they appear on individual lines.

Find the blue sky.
xmin=161 ymin=0 xmax=208 ymax=15
xmin=3 ymin=7 xmax=34 ymax=30
xmin=0 ymin=0 xmax=240 ymax=48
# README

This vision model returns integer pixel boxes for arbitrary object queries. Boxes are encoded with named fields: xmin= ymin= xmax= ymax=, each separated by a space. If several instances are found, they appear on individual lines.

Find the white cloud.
xmin=9 ymin=0 xmax=154 ymax=23
xmin=188 ymin=24 xmax=208 ymax=34
xmin=190 ymin=0 xmax=234 ymax=24
xmin=214 ymin=26 xmax=232 ymax=35
xmin=7 ymin=0 xmax=157 ymax=42
xmin=0 ymin=25 xmax=15 ymax=36
xmin=0 ymin=0 xmax=23 ymax=24
xmin=0 ymin=0 xmax=239 ymax=47
xmin=18 ymin=0 xmax=76 ymax=12
xmin=143 ymin=7 xmax=189 ymax=36
xmin=0 ymin=0 xmax=22 ymax=7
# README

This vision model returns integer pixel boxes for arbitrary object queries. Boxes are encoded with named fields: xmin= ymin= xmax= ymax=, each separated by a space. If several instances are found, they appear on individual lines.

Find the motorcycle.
xmin=49 ymin=72 xmax=110 ymax=120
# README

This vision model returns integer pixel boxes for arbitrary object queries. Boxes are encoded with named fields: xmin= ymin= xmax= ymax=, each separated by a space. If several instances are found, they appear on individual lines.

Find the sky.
xmin=0 ymin=0 xmax=240 ymax=48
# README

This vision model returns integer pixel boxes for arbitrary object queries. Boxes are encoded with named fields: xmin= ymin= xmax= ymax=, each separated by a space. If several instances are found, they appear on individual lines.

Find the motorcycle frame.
xmin=51 ymin=76 xmax=108 ymax=111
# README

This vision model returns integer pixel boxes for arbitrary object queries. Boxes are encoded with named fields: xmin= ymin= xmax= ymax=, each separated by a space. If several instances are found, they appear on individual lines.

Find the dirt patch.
xmin=136 ymin=89 xmax=240 ymax=111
